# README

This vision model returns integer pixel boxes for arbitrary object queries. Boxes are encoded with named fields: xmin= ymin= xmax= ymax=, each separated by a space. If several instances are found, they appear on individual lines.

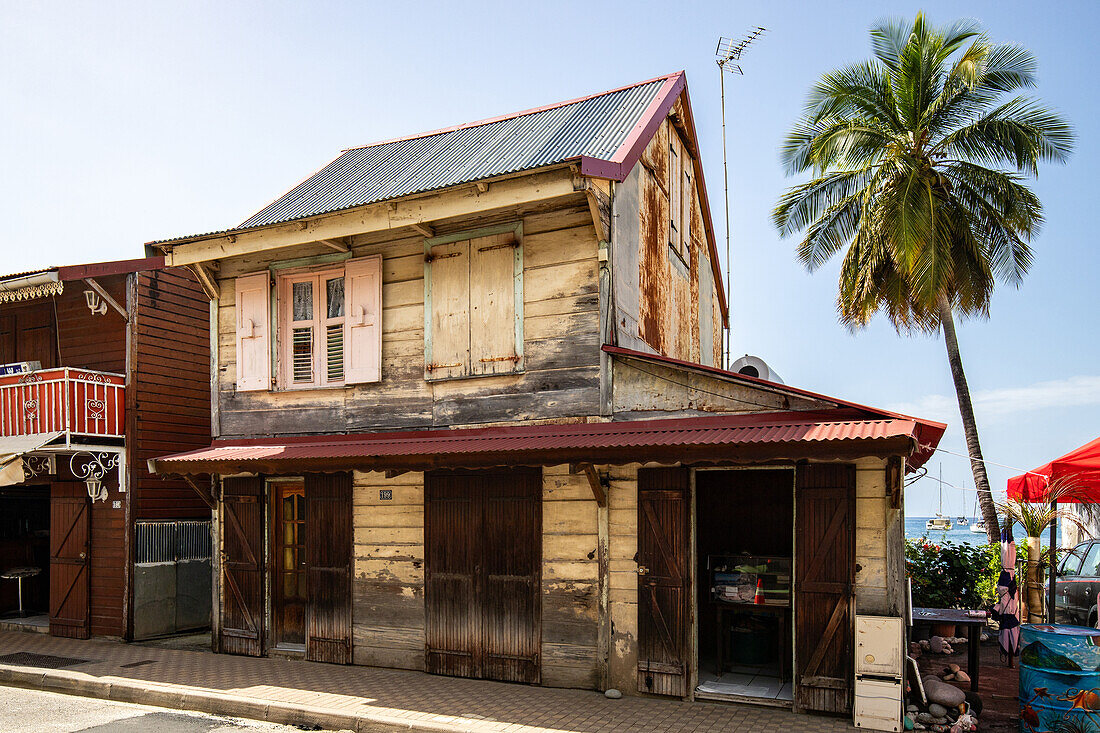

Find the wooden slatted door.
xmin=219 ymin=476 xmax=265 ymax=656
xmin=49 ymin=482 xmax=90 ymax=639
xmin=305 ymin=472 xmax=353 ymax=664
xmin=636 ymin=467 xmax=689 ymax=697
xmin=425 ymin=469 xmax=541 ymax=684
xmin=795 ymin=464 xmax=856 ymax=715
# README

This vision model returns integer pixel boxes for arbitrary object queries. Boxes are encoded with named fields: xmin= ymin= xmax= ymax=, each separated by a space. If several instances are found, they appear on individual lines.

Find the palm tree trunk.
xmin=1026 ymin=536 xmax=1044 ymax=623
xmin=937 ymin=297 xmax=1000 ymax=543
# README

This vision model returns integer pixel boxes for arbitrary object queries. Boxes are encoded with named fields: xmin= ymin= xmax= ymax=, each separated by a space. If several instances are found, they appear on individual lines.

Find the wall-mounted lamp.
xmin=84 ymin=289 xmax=108 ymax=316
xmin=70 ymin=451 xmax=118 ymax=502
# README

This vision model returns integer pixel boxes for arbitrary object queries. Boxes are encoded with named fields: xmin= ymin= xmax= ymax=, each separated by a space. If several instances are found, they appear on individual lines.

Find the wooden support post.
xmin=83 ymin=278 xmax=128 ymax=318
xmin=410 ymin=222 xmax=435 ymax=238
xmin=181 ymin=474 xmax=216 ymax=510
xmin=317 ymin=238 xmax=350 ymax=253
xmin=186 ymin=264 xmax=219 ymax=301
xmin=572 ymin=462 xmax=608 ymax=507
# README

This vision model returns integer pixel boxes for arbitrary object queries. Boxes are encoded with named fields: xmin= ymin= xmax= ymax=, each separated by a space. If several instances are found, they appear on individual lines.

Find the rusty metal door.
xmin=795 ymin=464 xmax=855 ymax=714
xmin=305 ymin=472 xmax=353 ymax=664
xmin=636 ymin=467 xmax=689 ymax=696
xmin=219 ymin=476 xmax=265 ymax=656
xmin=425 ymin=469 xmax=541 ymax=683
xmin=49 ymin=482 xmax=90 ymax=639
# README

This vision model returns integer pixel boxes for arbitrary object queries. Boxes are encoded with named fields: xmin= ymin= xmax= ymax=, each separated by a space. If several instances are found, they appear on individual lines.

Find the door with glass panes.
xmin=272 ymin=482 xmax=307 ymax=648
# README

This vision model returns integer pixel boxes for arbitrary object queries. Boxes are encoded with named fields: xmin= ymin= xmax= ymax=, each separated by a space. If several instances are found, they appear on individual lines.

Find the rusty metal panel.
xmin=305 ymin=472 xmax=353 ymax=664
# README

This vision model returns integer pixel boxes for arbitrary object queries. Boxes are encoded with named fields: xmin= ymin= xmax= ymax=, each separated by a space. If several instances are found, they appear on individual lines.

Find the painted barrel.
xmin=1019 ymin=624 xmax=1100 ymax=732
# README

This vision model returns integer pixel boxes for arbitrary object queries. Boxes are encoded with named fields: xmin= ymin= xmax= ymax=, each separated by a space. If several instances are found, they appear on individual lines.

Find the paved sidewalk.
xmin=0 ymin=631 xmax=855 ymax=732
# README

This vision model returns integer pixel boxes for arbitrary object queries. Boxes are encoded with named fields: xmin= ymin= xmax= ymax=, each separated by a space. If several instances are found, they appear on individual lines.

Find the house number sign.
xmin=379 ymin=489 xmax=392 ymax=500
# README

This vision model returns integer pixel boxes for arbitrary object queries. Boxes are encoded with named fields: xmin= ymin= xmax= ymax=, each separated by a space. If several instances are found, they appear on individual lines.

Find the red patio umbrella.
xmin=1007 ymin=436 xmax=1100 ymax=501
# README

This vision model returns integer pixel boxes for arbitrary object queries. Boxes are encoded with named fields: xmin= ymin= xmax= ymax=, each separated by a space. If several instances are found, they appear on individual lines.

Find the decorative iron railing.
xmin=0 ymin=368 xmax=125 ymax=439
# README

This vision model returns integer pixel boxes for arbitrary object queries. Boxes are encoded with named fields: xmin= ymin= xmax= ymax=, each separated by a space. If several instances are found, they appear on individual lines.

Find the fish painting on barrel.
xmin=1020 ymin=625 xmax=1100 ymax=732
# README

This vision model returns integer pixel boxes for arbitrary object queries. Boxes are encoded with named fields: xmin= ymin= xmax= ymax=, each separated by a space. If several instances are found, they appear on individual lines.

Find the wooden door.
xmin=795 ymin=464 xmax=856 ymax=714
xmin=272 ymin=482 xmax=306 ymax=648
xmin=425 ymin=469 xmax=541 ymax=683
xmin=636 ymin=467 xmax=690 ymax=696
xmin=49 ymin=482 xmax=90 ymax=639
xmin=16 ymin=308 xmax=56 ymax=368
xmin=0 ymin=315 xmax=15 ymax=364
xmin=305 ymin=472 xmax=353 ymax=664
xmin=219 ymin=476 xmax=265 ymax=656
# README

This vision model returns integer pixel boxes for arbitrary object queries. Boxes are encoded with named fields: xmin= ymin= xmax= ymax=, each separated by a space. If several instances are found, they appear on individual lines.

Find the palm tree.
xmin=773 ymin=14 xmax=1073 ymax=543
xmin=999 ymin=478 xmax=1097 ymax=623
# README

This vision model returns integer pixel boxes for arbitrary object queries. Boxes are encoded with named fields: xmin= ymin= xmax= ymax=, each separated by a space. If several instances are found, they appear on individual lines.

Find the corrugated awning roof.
xmin=150 ymin=409 xmax=936 ymax=476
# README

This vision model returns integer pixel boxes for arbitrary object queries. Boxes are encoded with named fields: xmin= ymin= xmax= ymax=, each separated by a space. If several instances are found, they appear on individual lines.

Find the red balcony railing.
xmin=0 ymin=368 xmax=125 ymax=440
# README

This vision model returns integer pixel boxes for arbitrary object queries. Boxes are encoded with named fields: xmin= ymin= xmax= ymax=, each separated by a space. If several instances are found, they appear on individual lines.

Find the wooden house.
xmin=0 ymin=258 xmax=211 ymax=640
xmin=149 ymin=72 xmax=945 ymax=718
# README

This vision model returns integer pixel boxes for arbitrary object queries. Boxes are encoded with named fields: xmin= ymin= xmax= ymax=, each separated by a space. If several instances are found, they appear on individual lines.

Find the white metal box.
xmin=855 ymin=615 xmax=904 ymax=677
xmin=854 ymin=677 xmax=902 ymax=731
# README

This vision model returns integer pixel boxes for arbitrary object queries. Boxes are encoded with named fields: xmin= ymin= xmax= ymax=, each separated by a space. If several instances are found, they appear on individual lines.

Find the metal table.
xmin=1 ymin=567 xmax=41 ymax=618
xmin=912 ymin=607 xmax=987 ymax=691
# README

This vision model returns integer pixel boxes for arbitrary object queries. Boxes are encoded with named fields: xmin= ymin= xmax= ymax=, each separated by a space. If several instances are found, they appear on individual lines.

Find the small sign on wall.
xmin=112 ymin=500 xmax=122 ymax=509
xmin=379 ymin=489 xmax=392 ymax=501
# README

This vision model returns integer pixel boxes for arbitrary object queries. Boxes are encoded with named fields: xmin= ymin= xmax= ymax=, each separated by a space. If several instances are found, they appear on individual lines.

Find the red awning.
xmin=1007 ymin=436 xmax=1100 ymax=502
xmin=151 ymin=409 xmax=944 ymax=476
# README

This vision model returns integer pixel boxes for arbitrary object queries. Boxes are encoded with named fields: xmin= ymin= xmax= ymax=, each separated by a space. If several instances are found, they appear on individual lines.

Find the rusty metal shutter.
xmin=219 ymin=476 xmax=265 ymax=656
xmin=795 ymin=464 xmax=856 ymax=714
xmin=305 ymin=472 xmax=353 ymax=664
xmin=636 ymin=467 xmax=690 ymax=697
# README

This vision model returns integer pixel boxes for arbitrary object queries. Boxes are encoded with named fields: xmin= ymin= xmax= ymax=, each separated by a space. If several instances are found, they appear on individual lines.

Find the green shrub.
xmin=905 ymin=538 xmax=1000 ymax=609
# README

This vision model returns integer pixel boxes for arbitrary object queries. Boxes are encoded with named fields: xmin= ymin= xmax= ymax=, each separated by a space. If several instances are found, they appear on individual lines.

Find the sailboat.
xmin=926 ymin=465 xmax=954 ymax=531
xmin=968 ymin=493 xmax=986 ymax=533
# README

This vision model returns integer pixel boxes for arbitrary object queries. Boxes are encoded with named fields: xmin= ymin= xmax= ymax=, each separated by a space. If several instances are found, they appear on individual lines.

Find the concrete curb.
xmin=0 ymin=663 xmax=483 ymax=732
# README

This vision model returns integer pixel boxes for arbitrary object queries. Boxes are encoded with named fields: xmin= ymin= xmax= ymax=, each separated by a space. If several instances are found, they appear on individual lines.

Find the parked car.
xmin=1055 ymin=541 xmax=1100 ymax=626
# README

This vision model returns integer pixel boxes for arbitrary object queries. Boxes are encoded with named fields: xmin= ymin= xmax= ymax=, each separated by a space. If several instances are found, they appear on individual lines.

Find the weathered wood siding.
xmin=609 ymin=97 xmax=720 ymax=366
xmin=132 ymin=268 xmax=211 ymax=520
xmin=854 ymin=458 xmax=902 ymax=615
xmin=350 ymin=465 xmax=601 ymax=688
xmin=214 ymin=198 xmax=601 ymax=437
xmin=611 ymin=356 xmax=830 ymax=419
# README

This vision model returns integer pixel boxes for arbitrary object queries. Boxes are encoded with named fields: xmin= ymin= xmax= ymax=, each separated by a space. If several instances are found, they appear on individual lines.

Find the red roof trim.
xmin=603 ymin=345 xmax=946 ymax=470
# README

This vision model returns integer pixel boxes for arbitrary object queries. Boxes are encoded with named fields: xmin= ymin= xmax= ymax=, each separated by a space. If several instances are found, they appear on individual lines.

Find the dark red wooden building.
xmin=0 ymin=257 xmax=211 ymax=640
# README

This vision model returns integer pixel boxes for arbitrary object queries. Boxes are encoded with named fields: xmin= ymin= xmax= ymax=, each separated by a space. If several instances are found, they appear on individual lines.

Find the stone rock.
xmin=980 ymin=633 xmax=989 ymax=642
xmin=954 ymin=670 xmax=970 ymax=684
xmin=929 ymin=703 xmax=948 ymax=717
xmin=948 ymin=663 xmax=961 ymax=673
xmin=914 ymin=725 xmax=926 ymax=731
xmin=930 ymin=636 xmax=945 ymax=653
xmin=910 ymin=642 xmax=924 ymax=658
xmin=604 ymin=688 xmax=622 ymax=699
xmin=916 ymin=713 xmax=935 ymax=725
xmin=942 ymin=673 xmax=955 ymax=681
xmin=924 ymin=676 xmax=967 ymax=708
xmin=919 ymin=639 xmax=931 ymax=649
xmin=908 ymin=704 xmax=919 ymax=713
xmin=904 ymin=714 xmax=916 ymax=730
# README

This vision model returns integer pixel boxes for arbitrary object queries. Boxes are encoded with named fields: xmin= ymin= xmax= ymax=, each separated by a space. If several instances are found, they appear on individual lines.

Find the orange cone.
xmin=753 ymin=577 xmax=765 ymax=605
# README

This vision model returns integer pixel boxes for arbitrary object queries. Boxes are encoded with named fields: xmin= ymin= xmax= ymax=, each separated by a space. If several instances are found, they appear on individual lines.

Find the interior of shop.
xmin=695 ymin=469 xmax=793 ymax=702
xmin=0 ymin=485 xmax=50 ymax=625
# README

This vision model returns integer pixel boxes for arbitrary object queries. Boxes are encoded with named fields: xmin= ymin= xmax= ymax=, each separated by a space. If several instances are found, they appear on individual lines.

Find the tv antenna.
xmin=716 ymin=27 xmax=765 ymax=368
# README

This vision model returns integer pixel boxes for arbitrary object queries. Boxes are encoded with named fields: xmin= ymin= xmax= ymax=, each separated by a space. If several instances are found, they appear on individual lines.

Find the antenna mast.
xmin=716 ymin=27 xmax=765 ymax=369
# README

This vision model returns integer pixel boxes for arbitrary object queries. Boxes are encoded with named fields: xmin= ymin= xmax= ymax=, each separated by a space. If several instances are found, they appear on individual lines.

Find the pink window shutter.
xmin=344 ymin=255 xmax=382 ymax=384
xmin=235 ymin=271 xmax=271 ymax=391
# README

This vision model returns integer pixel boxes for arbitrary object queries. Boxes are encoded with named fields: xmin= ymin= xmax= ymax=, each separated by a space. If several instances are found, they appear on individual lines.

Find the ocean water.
xmin=905 ymin=515 xmax=1028 ymax=546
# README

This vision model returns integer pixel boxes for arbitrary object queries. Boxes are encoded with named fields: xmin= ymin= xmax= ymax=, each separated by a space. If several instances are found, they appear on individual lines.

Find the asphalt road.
xmin=0 ymin=687 xmax=338 ymax=732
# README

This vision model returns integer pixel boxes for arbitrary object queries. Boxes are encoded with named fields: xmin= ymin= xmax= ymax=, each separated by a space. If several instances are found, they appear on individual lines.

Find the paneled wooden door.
xmin=794 ymin=464 xmax=856 ymax=715
xmin=636 ymin=467 xmax=690 ymax=697
xmin=219 ymin=476 xmax=265 ymax=656
xmin=304 ymin=472 xmax=353 ymax=664
xmin=272 ymin=482 xmax=307 ymax=649
xmin=49 ymin=482 xmax=90 ymax=639
xmin=425 ymin=468 xmax=541 ymax=684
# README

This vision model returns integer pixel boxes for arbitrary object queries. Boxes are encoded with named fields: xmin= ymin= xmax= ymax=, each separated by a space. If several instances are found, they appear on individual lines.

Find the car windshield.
xmin=1063 ymin=546 xmax=1088 ymax=576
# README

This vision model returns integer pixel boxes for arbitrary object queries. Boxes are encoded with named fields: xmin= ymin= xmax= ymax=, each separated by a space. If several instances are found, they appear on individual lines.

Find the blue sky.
xmin=1 ymin=1 xmax=1095 ymax=516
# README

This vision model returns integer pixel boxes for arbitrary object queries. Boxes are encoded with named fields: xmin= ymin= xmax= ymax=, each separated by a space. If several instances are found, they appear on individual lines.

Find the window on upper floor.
xmin=234 ymin=255 xmax=381 ymax=392
xmin=424 ymin=223 xmax=524 ymax=381
xmin=668 ymin=127 xmax=693 ymax=267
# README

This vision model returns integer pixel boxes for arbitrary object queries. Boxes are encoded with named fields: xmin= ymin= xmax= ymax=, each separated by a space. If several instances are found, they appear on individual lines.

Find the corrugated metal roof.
xmin=151 ymin=410 xmax=925 ymax=475
xmin=234 ymin=77 xmax=666 ymax=230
